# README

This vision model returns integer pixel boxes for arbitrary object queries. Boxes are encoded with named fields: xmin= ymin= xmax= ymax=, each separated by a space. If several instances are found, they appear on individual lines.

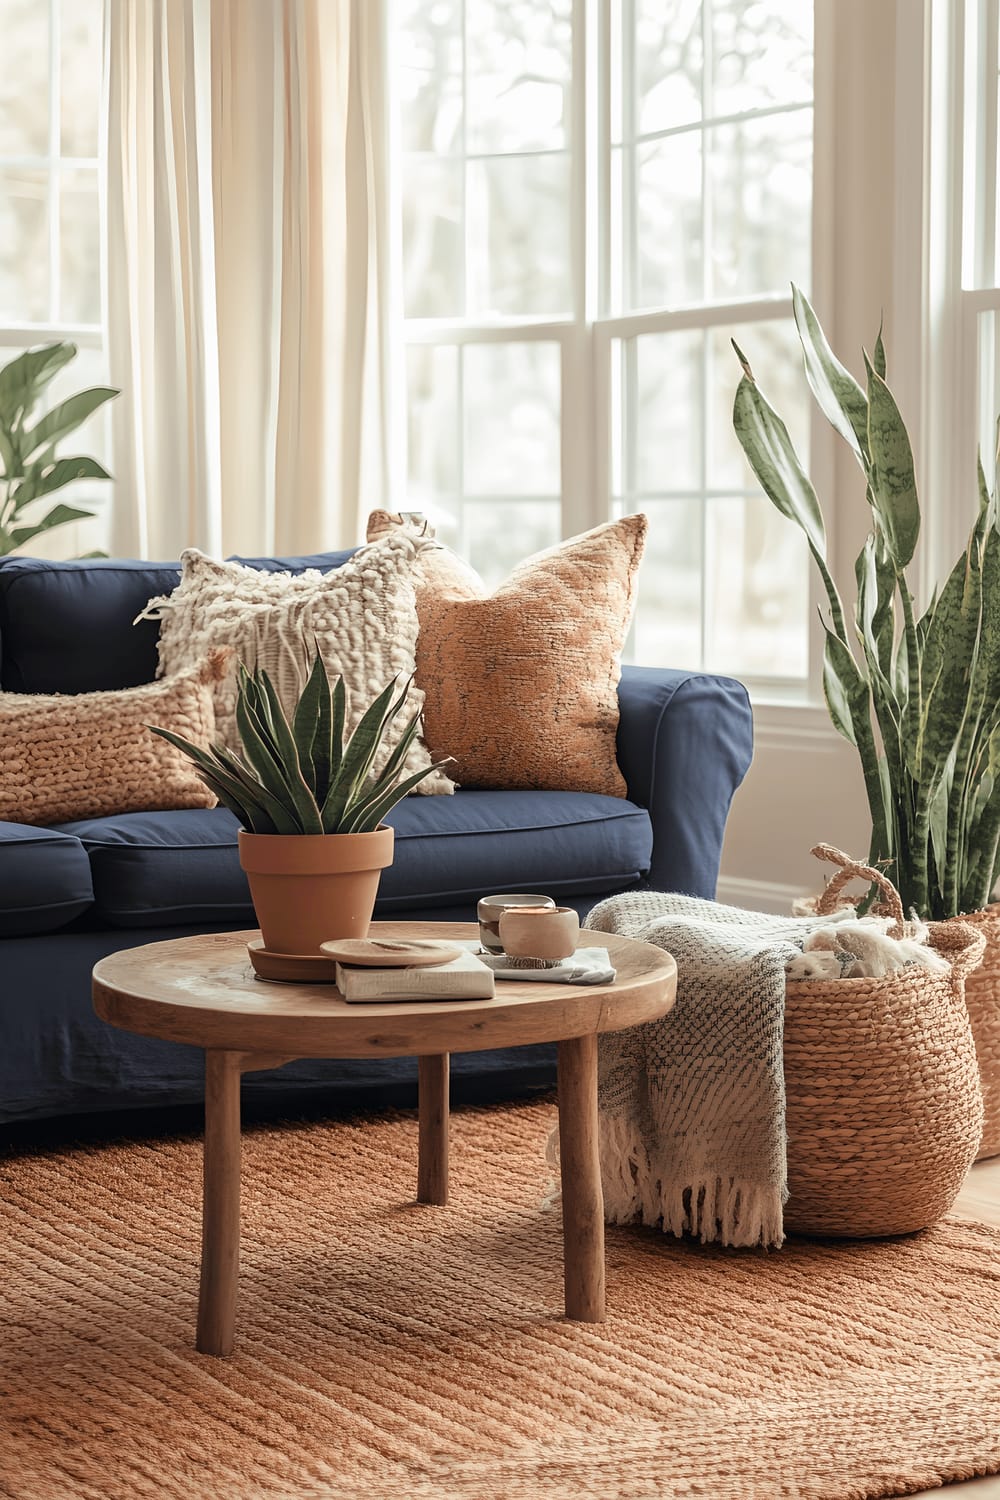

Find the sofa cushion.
xmin=54 ymin=791 xmax=652 ymax=927
xmin=1 ymin=653 xmax=228 ymax=826
xmin=366 ymin=511 xmax=647 ymax=797
xmin=0 ymin=557 xmax=181 ymax=692
xmin=0 ymin=822 xmax=93 ymax=936
xmin=0 ymin=550 xmax=360 ymax=695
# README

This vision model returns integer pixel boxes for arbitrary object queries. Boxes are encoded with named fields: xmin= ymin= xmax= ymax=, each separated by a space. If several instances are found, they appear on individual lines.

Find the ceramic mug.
xmin=497 ymin=905 xmax=580 ymax=966
xmin=477 ymin=893 xmax=555 ymax=954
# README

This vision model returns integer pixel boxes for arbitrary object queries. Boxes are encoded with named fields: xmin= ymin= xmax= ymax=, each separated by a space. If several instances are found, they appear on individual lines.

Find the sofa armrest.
xmin=616 ymin=665 xmax=753 ymax=898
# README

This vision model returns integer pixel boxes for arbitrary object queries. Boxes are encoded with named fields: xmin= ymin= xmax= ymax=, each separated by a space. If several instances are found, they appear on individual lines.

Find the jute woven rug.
xmin=2 ymin=1100 xmax=999 ymax=1500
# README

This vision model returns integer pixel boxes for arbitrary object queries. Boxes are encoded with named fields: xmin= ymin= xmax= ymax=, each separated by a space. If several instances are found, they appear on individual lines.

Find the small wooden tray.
xmin=319 ymin=938 xmax=463 ymax=968
xmin=247 ymin=941 xmax=338 ymax=984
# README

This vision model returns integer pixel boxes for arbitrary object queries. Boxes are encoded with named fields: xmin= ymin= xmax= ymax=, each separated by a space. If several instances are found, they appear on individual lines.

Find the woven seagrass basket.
xmin=947 ymin=906 xmax=1000 ymax=1160
xmin=784 ymin=845 xmax=986 ymax=1238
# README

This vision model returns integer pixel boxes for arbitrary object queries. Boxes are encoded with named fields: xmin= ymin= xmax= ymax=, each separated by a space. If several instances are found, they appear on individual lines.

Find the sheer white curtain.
xmin=105 ymin=0 xmax=396 ymax=560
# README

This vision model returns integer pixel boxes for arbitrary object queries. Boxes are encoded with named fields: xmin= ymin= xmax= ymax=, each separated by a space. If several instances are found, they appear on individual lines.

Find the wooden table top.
xmin=92 ymin=922 xmax=678 ymax=1059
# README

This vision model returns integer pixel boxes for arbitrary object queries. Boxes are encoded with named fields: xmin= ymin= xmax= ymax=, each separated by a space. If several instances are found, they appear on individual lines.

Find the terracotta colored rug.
xmin=2 ymin=1100 xmax=999 ymax=1500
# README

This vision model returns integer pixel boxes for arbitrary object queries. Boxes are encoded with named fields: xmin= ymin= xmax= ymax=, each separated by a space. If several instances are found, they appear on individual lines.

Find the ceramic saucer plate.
xmin=319 ymin=938 xmax=463 ymax=968
xmin=247 ymin=940 xmax=338 ymax=984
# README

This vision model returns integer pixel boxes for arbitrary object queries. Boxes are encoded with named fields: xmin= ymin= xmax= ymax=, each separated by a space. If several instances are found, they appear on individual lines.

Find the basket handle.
xmin=927 ymin=920 xmax=987 ymax=993
xmin=810 ymin=843 xmax=905 ymax=938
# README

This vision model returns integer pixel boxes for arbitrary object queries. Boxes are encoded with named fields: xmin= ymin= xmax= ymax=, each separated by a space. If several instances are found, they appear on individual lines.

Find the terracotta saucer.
xmin=246 ymin=940 xmax=338 ymax=984
xmin=319 ymin=938 xmax=463 ymax=968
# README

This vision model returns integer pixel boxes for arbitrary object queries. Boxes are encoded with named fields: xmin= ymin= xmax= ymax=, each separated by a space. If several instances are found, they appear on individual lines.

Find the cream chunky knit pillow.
xmin=0 ymin=652 xmax=228 ymax=826
xmin=141 ymin=535 xmax=454 ymax=794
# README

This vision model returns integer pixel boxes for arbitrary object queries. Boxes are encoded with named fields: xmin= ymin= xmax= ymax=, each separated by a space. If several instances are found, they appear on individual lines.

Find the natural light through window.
xmin=395 ymin=0 xmax=815 ymax=684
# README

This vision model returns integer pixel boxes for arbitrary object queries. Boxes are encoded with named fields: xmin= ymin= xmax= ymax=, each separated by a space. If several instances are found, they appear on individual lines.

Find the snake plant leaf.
xmin=864 ymin=354 xmax=920 ymax=570
xmin=346 ymin=708 xmax=424 ymax=807
xmin=340 ymin=761 xmax=454 ymax=834
xmin=732 ymin=347 xmax=851 ymax=641
xmin=912 ymin=544 xmax=982 ymax=785
xmin=236 ymin=686 xmax=309 ymax=829
xmin=821 ymin=626 xmax=866 ymax=748
xmin=255 ymin=667 xmax=324 ymax=833
xmin=205 ymin=743 xmax=296 ymax=834
xmin=147 ymin=725 xmax=292 ymax=834
xmin=791 ymin=285 xmax=870 ymax=466
xmin=321 ymin=678 xmax=401 ymax=830
xmin=292 ymin=651 xmax=330 ymax=798
xmin=0 ymin=423 xmax=14 ymax=473
xmin=855 ymin=535 xmax=896 ymax=684
xmin=873 ymin=321 xmax=887 ymax=380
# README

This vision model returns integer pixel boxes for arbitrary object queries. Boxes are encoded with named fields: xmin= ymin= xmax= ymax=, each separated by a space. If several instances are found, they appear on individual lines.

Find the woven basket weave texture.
xmin=948 ymin=904 xmax=1000 ymax=1161
xmin=784 ymin=846 xmax=985 ymax=1237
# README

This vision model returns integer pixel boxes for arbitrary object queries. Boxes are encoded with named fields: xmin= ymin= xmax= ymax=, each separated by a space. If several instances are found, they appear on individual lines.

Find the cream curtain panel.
xmin=105 ymin=0 xmax=396 ymax=560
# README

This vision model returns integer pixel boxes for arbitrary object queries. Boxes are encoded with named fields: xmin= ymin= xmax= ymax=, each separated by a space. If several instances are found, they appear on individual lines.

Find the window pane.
xmin=466 ymin=0 xmax=571 ymax=153
xmin=978 ymin=309 xmax=1000 ymax=493
xmin=462 ymin=498 xmax=560 ymax=587
xmin=463 ymin=342 xmax=560 ymax=494
xmin=406 ymin=345 xmax=460 ymax=508
xmin=0 ymin=168 xmax=49 ymax=321
xmin=467 ymin=152 xmax=570 ymax=316
xmin=60 ymin=0 xmax=103 ymax=158
xmin=636 ymin=134 xmax=703 ymax=308
xmin=637 ymin=0 xmax=703 ymax=137
xmin=60 ymin=169 xmax=101 ymax=323
xmin=402 ymin=157 xmax=464 ymax=317
xmin=0 ymin=1 xmax=49 ymax=156
xmin=398 ymin=0 xmax=463 ymax=155
xmin=707 ymin=319 xmax=810 ymax=491
xmin=623 ymin=498 xmax=702 ymax=669
xmin=708 ymin=111 xmax=812 ymax=300
xmin=711 ymin=0 xmax=812 ymax=118
xmin=632 ymin=330 xmax=704 ymax=493
xmin=705 ymin=495 xmax=808 ymax=677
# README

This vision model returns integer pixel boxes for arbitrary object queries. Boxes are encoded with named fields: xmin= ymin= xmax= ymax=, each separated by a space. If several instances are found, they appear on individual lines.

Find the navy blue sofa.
xmin=0 ymin=550 xmax=753 ymax=1126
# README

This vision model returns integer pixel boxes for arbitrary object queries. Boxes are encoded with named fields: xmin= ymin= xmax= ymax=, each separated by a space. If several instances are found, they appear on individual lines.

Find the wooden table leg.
xmin=557 ymin=1032 xmax=606 ymax=1322
xmin=197 ymin=1049 xmax=243 ymax=1356
xmin=417 ymin=1053 xmax=449 ymax=1205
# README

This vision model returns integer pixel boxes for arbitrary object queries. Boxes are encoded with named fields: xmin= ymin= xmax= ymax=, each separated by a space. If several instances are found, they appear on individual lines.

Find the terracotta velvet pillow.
xmin=365 ymin=511 xmax=647 ymax=796
xmin=0 ymin=652 xmax=228 ymax=826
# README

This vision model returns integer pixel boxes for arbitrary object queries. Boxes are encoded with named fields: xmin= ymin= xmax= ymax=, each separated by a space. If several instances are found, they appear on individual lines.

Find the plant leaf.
xmin=255 ymin=667 xmax=324 ymax=832
xmin=11 ymin=455 xmax=111 ymax=508
xmin=0 ymin=344 xmax=76 ymax=430
xmin=791 ymin=284 xmax=869 ymax=466
xmin=321 ymin=678 xmax=402 ymax=831
xmin=340 ymin=761 xmax=454 ymax=834
xmin=864 ymin=353 xmax=920 ymax=569
xmin=21 ymin=387 xmax=117 ymax=458
xmin=9 ymin=504 xmax=94 ymax=548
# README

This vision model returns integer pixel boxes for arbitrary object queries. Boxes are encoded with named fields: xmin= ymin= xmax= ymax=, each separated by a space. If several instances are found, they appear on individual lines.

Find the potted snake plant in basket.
xmin=732 ymin=285 xmax=1000 ymax=1159
xmin=152 ymin=653 xmax=449 ymax=955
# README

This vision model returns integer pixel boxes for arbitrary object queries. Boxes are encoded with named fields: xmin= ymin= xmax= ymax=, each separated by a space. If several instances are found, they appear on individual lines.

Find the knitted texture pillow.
xmin=0 ymin=652 xmax=228 ymax=826
xmin=365 ymin=511 xmax=647 ymax=796
xmin=141 ymin=535 xmax=454 ymax=795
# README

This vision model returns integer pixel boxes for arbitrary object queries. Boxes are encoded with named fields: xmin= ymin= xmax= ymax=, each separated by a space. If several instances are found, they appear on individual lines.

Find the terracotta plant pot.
xmin=238 ymin=826 xmax=394 ymax=955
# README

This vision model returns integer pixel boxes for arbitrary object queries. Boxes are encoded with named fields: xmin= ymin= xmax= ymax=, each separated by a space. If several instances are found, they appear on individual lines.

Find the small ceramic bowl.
xmin=477 ymin=893 xmax=555 ymax=954
xmin=498 ymin=905 xmax=580 ymax=966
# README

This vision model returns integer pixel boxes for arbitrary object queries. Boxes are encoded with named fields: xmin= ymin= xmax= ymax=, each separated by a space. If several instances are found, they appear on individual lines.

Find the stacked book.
xmin=334 ymin=945 xmax=495 ymax=1003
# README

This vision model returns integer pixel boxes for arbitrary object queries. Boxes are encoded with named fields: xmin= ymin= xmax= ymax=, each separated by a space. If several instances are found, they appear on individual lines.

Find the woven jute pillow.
xmin=0 ymin=652 xmax=229 ymax=826
xmin=365 ymin=511 xmax=648 ymax=797
xmin=140 ymin=534 xmax=454 ymax=795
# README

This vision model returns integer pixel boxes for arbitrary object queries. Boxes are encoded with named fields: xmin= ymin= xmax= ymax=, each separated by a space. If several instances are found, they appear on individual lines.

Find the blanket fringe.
xmin=598 ymin=1114 xmax=785 ymax=1250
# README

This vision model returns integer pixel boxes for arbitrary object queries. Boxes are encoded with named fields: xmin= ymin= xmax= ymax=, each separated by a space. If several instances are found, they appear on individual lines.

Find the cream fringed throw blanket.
xmin=586 ymin=891 xmax=856 ymax=1250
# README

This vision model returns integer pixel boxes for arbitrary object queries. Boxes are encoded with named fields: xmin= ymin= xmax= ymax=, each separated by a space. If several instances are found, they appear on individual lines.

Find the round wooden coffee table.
xmin=92 ymin=921 xmax=676 ymax=1356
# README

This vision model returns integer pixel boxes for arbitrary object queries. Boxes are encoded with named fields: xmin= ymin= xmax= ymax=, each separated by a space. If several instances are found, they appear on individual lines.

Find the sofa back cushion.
xmin=0 ymin=549 xmax=357 ymax=694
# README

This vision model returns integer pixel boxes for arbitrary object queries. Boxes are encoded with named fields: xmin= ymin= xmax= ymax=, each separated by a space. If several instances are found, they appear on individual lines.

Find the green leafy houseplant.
xmin=152 ymin=653 xmax=449 ymax=834
xmin=732 ymin=285 xmax=1000 ymax=921
xmin=0 ymin=343 xmax=118 ymax=555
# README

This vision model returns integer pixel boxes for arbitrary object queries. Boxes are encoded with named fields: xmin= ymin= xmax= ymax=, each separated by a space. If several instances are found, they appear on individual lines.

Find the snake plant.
xmin=152 ymin=655 xmax=448 ymax=834
xmin=733 ymin=285 xmax=1000 ymax=920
